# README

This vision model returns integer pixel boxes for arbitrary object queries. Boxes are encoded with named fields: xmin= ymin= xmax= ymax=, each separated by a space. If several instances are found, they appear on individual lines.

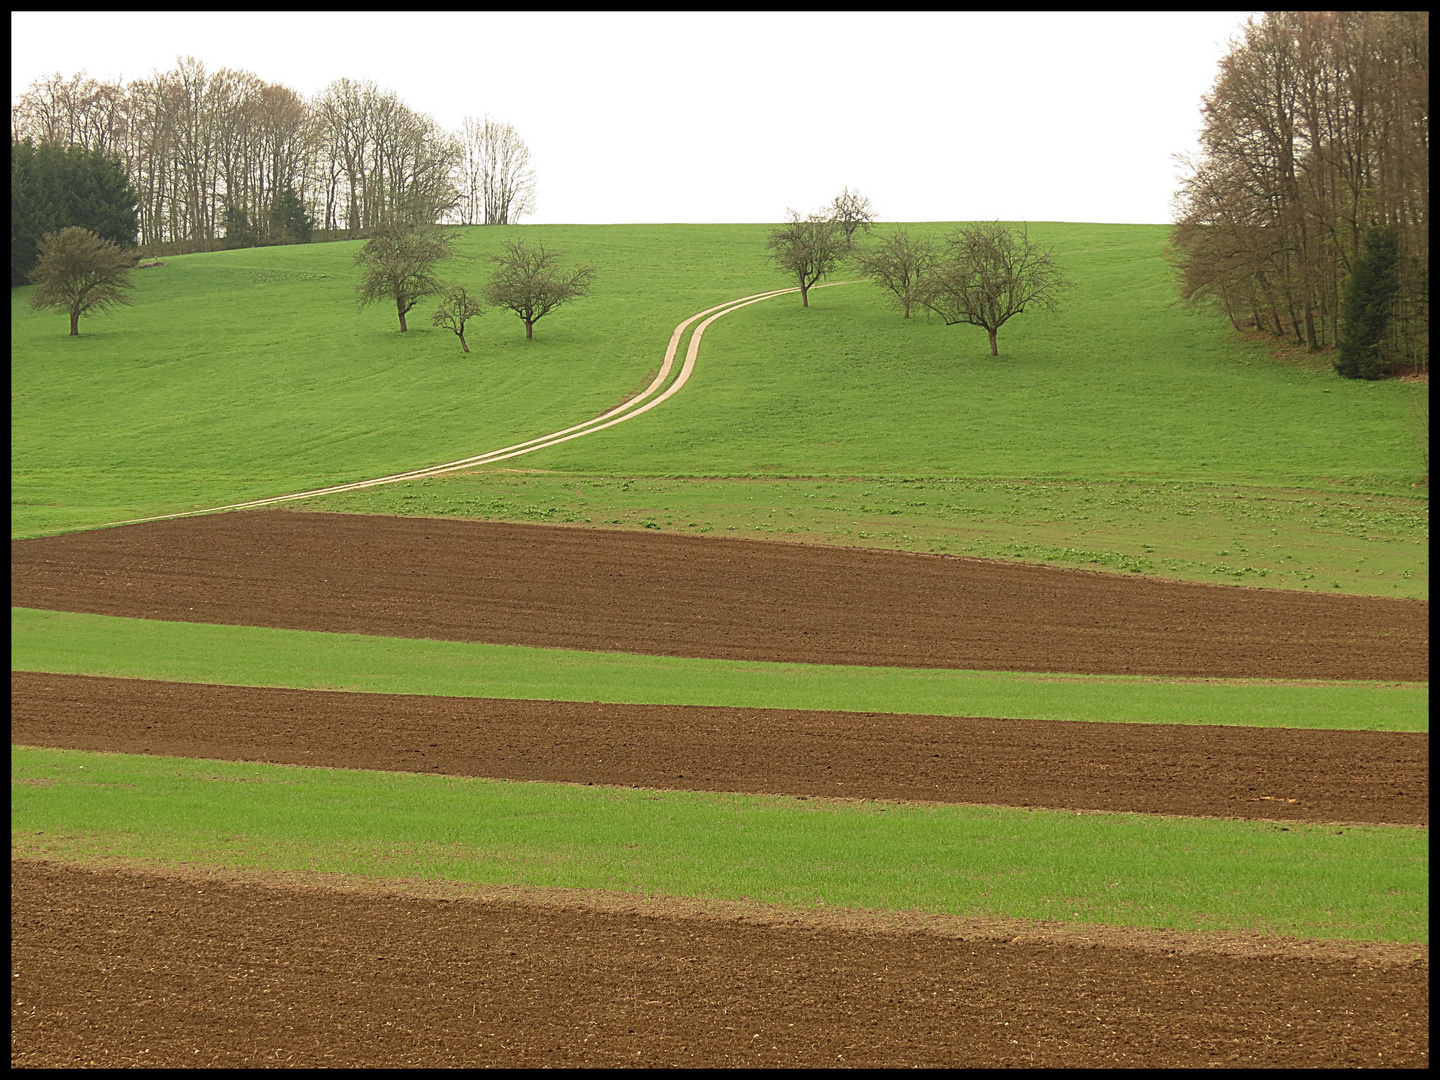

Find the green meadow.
xmin=11 ymin=223 xmax=1428 ymax=602
xmin=11 ymin=224 xmax=781 ymax=537
xmin=11 ymin=748 xmax=1428 ymax=944
xmin=12 ymin=608 xmax=1427 ymax=733
xmin=11 ymin=222 xmax=1428 ymax=938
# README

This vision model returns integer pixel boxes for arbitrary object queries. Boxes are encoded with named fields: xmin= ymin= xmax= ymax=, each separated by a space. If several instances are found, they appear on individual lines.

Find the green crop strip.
xmin=307 ymin=473 xmax=1429 ymax=599
xmin=12 ymin=608 xmax=1427 ymax=732
xmin=11 ymin=747 xmax=1427 ymax=944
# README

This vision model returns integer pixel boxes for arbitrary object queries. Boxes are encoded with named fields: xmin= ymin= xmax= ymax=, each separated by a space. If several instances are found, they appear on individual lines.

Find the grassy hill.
xmin=13 ymin=222 xmax=1426 ymax=595
xmin=11 ymin=222 xmax=1427 ymax=946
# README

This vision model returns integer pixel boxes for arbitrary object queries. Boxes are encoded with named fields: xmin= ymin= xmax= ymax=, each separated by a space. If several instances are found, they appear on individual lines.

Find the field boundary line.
xmin=95 ymin=281 xmax=856 ymax=529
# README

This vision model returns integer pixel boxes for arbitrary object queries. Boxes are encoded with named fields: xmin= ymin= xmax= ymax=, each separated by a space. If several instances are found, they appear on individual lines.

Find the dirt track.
xmin=12 ymin=672 xmax=1428 ymax=825
xmin=10 ymin=511 xmax=1429 ymax=680
xmin=10 ymin=861 xmax=1428 ymax=1068
xmin=89 ymin=284 xmax=808 ymax=529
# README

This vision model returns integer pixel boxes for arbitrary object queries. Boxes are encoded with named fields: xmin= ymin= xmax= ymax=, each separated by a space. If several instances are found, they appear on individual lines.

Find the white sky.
xmin=12 ymin=10 xmax=1253 ymax=226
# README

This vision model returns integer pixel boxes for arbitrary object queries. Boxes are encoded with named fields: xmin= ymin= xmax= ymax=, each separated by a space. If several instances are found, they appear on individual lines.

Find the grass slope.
xmin=12 ymin=747 xmax=1427 ymax=943
xmin=12 ymin=608 xmax=1427 ymax=732
xmin=523 ymin=226 xmax=1425 ymax=489
xmin=11 ymin=225 xmax=781 ymax=537
xmin=12 ymin=223 xmax=1427 ymax=598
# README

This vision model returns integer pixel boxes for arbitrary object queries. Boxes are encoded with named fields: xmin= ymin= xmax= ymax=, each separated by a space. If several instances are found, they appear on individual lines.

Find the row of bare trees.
xmin=1170 ymin=11 xmax=1428 ymax=371
xmin=766 ymin=190 xmax=1073 ymax=356
xmin=11 ymin=59 xmax=537 ymax=248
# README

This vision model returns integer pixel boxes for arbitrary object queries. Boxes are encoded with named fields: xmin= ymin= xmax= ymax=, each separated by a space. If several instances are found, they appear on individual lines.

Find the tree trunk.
xmin=397 ymin=306 xmax=408 ymax=332
xmin=1303 ymin=299 xmax=1318 ymax=351
xmin=903 ymin=299 xmax=911 ymax=318
xmin=988 ymin=328 xmax=998 ymax=356
xmin=525 ymin=319 xmax=533 ymax=339
xmin=458 ymin=333 xmax=469 ymax=354
xmin=69 ymin=307 xmax=80 ymax=336
xmin=800 ymin=286 xmax=809 ymax=307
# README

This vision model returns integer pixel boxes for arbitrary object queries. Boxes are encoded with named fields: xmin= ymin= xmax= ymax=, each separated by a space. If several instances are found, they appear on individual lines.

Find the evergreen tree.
xmin=269 ymin=186 xmax=314 ymax=244
xmin=222 ymin=205 xmax=257 ymax=250
xmin=11 ymin=139 xmax=137 ymax=286
xmin=1335 ymin=225 xmax=1401 ymax=380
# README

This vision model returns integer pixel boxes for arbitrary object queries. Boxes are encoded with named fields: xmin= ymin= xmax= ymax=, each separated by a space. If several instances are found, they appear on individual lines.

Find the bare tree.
xmin=432 ymin=282 xmax=486 ymax=353
xmin=455 ymin=116 xmax=537 ymax=226
xmin=11 ymin=71 xmax=128 ymax=153
xmin=920 ymin=223 xmax=1074 ymax=356
xmin=1171 ymin=12 xmax=1429 ymax=370
xmin=482 ymin=239 xmax=593 ymax=339
xmin=854 ymin=227 xmax=936 ymax=318
xmin=826 ymin=186 xmax=876 ymax=244
xmin=765 ymin=209 xmax=847 ymax=307
xmin=354 ymin=224 xmax=453 ymax=331
xmin=28 ymin=226 xmax=136 ymax=336
xmin=10 ymin=61 xmax=481 ymax=249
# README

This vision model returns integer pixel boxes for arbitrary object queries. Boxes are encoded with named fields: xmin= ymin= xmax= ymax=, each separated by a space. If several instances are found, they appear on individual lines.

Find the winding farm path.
xmin=102 ymin=281 xmax=853 ymax=529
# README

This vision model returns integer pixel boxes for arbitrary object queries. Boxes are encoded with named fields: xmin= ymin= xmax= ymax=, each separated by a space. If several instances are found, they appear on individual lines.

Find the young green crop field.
xmin=11 ymin=223 xmax=1428 ymax=598
xmin=12 ymin=747 xmax=1428 ymax=944
xmin=12 ymin=608 xmax=1427 ymax=733
xmin=11 ymin=222 xmax=1428 ymax=944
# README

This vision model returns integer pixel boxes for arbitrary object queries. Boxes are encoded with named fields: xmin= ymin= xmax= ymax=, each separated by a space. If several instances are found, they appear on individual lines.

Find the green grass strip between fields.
xmin=11 ymin=607 xmax=1427 ymax=732
xmin=11 ymin=747 xmax=1427 ymax=944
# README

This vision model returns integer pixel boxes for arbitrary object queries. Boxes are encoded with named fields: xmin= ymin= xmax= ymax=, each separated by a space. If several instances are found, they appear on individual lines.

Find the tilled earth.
xmin=9 ymin=511 xmax=1429 ymax=680
xmin=10 ymin=861 xmax=1429 ymax=1068
xmin=10 ymin=512 xmax=1431 ymax=1066
xmin=11 ymin=672 xmax=1428 ymax=825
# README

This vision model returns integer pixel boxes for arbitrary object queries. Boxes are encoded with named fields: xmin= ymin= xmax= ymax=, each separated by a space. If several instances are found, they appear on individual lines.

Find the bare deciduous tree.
xmin=456 ymin=116 xmax=537 ymax=226
xmin=765 ymin=209 xmax=847 ymax=307
xmin=482 ymin=239 xmax=593 ymax=339
xmin=826 ymin=186 xmax=876 ymax=244
xmin=1171 ymin=11 xmax=1429 ymax=371
xmin=12 ymin=60 xmax=544 ymax=250
xmin=920 ymin=223 xmax=1074 ymax=356
xmin=854 ymin=227 xmax=936 ymax=318
xmin=28 ymin=226 xmax=136 ymax=336
xmin=354 ymin=224 xmax=453 ymax=331
xmin=318 ymin=78 xmax=460 ymax=234
xmin=432 ymin=282 xmax=486 ymax=353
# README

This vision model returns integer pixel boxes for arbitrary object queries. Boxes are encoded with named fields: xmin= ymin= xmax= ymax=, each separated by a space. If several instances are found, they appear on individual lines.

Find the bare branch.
xmin=919 ymin=223 xmax=1074 ymax=355
xmin=765 ymin=209 xmax=847 ymax=307
xmin=482 ymin=239 xmax=593 ymax=339
xmin=354 ymin=224 xmax=453 ymax=331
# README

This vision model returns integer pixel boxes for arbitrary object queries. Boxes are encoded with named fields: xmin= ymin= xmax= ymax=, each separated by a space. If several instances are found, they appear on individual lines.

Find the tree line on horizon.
xmin=1169 ymin=11 xmax=1428 ymax=378
xmin=11 ymin=58 xmax=538 ymax=252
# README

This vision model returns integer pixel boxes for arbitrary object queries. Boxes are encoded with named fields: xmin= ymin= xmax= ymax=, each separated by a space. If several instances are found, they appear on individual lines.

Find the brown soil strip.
xmin=11 ymin=860 xmax=1428 ymax=1068
xmin=12 ymin=672 xmax=1428 ymax=826
xmin=10 ymin=511 xmax=1428 ymax=681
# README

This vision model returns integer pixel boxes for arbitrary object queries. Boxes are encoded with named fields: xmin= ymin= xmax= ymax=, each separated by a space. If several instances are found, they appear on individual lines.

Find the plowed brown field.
xmin=12 ymin=513 xmax=1430 ymax=1067
xmin=10 ymin=511 xmax=1429 ymax=680
xmin=12 ymin=672 xmax=1428 ymax=825
xmin=10 ymin=861 xmax=1429 ymax=1068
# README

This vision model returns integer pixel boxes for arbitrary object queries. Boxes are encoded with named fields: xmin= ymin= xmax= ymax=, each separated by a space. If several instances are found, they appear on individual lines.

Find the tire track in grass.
xmin=98 ymin=282 xmax=854 ymax=529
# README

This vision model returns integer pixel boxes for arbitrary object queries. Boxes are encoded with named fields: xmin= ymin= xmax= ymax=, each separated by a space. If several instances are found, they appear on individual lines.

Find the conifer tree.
xmin=11 ymin=139 xmax=137 ymax=285
xmin=1335 ymin=225 xmax=1401 ymax=381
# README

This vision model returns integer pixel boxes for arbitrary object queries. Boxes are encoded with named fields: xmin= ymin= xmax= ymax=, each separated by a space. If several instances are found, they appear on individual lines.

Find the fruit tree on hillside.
xmin=766 ymin=210 xmax=847 ymax=308
xmin=920 ymin=223 xmax=1074 ymax=356
xmin=482 ymin=239 xmax=594 ymax=340
xmin=28 ymin=226 xmax=136 ymax=336
xmin=354 ymin=225 xmax=453 ymax=332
